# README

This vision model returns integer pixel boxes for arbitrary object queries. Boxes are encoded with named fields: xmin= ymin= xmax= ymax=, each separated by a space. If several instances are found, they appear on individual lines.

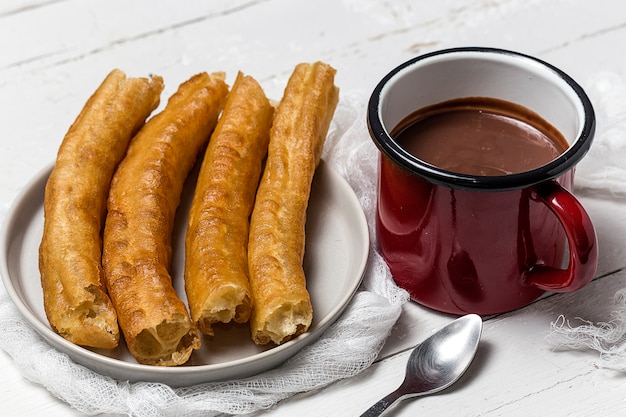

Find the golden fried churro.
xmin=102 ymin=72 xmax=228 ymax=366
xmin=248 ymin=62 xmax=339 ymax=345
xmin=184 ymin=72 xmax=274 ymax=335
xmin=39 ymin=69 xmax=163 ymax=349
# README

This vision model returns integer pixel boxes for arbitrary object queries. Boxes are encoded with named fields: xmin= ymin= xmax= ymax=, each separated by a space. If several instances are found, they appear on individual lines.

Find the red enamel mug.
xmin=368 ymin=47 xmax=598 ymax=315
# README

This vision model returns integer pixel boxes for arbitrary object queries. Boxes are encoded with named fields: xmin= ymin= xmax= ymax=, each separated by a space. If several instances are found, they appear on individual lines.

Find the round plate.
xmin=0 ymin=159 xmax=368 ymax=386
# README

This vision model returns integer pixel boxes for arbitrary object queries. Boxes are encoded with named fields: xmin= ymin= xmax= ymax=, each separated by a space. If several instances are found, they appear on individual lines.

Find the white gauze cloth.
xmin=0 ymin=91 xmax=409 ymax=417
xmin=548 ymin=71 xmax=626 ymax=370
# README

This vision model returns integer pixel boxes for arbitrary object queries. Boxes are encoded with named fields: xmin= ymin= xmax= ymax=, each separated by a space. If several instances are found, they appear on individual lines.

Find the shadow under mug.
xmin=368 ymin=47 xmax=598 ymax=315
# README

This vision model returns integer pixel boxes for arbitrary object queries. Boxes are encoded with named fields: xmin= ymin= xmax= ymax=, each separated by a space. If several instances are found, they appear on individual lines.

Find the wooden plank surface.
xmin=2 ymin=1 xmax=626 ymax=416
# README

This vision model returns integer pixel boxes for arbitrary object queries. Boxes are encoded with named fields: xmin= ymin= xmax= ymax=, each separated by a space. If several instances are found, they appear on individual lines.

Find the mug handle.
xmin=524 ymin=180 xmax=598 ymax=292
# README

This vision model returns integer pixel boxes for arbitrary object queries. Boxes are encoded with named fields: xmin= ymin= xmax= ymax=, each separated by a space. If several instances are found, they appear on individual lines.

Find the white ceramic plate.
xmin=0 ymin=159 xmax=369 ymax=386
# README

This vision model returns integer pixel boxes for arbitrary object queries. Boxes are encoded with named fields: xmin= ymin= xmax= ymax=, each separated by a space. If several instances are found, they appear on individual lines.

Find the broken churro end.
xmin=196 ymin=284 xmax=253 ymax=335
xmin=132 ymin=317 xmax=200 ymax=366
xmin=252 ymin=300 xmax=313 ymax=345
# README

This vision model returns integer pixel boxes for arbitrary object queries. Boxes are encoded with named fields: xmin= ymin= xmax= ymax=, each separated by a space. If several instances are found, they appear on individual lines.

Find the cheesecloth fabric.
xmin=547 ymin=71 xmax=626 ymax=370
xmin=4 ymin=69 xmax=626 ymax=415
xmin=0 ymin=91 xmax=410 ymax=417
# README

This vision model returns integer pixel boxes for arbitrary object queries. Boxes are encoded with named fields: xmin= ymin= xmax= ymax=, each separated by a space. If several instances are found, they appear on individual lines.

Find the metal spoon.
xmin=359 ymin=314 xmax=483 ymax=416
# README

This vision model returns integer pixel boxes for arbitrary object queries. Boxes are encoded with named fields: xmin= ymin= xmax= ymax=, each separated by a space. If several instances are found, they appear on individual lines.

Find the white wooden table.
xmin=2 ymin=1 xmax=626 ymax=415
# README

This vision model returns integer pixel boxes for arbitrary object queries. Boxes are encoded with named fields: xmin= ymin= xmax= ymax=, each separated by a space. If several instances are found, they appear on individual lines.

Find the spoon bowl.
xmin=360 ymin=314 xmax=483 ymax=416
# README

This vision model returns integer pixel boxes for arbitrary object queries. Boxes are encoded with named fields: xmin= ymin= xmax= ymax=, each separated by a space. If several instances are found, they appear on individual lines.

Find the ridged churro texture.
xmin=103 ymin=72 xmax=228 ymax=366
xmin=248 ymin=62 xmax=339 ymax=345
xmin=39 ymin=69 xmax=163 ymax=349
xmin=185 ymin=72 xmax=274 ymax=335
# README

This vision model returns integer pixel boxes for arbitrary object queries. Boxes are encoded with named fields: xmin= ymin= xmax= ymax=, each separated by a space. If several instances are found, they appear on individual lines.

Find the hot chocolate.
xmin=392 ymin=97 xmax=569 ymax=176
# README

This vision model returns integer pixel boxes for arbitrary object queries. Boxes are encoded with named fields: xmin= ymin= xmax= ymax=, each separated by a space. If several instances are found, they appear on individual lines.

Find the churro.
xmin=248 ymin=62 xmax=339 ymax=345
xmin=39 ymin=69 xmax=163 ymax=349
xmin=185 ymin=72 xmax=274 ymax=335
xmin=102 ymin=72 xmax=228 ymax=365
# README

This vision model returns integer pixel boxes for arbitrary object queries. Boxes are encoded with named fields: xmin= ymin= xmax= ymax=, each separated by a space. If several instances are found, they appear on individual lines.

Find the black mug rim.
xmin=367 ymin=47 xmax=596 ymax=191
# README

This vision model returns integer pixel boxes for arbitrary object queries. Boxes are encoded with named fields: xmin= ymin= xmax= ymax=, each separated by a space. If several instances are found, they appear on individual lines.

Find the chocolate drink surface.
xmin=392 ymin=97 xmax=569 ymax=176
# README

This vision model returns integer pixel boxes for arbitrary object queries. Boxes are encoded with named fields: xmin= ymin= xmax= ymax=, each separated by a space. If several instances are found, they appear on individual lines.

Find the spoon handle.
xmin=359 ymin=389 xmax=405 ymax=417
